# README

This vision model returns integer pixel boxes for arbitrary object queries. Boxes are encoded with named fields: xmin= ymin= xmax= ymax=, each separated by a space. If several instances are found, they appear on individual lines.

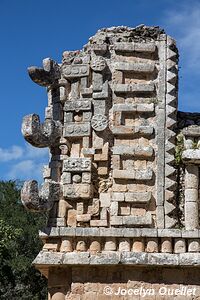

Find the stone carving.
xmin=62 ymin=64 xmax=89 ymax=78
xmin=63 ymin=158 xmax=91 ymax=172
xmin=21 ymin=180 xmax=60 ymax=212
xmin=91 ymin=114 xmax=108 ymax=131
xmin=91 ymin=57 xmax=106 ymax=72
xmin=20 ymin=25 xmax=200 ymax=299
xmin=22 ymin=114 xmax=62 ymax=147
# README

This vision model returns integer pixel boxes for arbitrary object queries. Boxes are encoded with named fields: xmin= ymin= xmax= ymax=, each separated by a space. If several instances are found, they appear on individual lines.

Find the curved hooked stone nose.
xmin=21 ymin=180 xmax=60 ymax=212
xmin=21 ymin=114 xmax=62 ymax=148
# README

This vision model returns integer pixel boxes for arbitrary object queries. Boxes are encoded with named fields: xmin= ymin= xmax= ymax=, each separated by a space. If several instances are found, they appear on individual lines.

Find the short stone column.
xmin=184 ymin=165 xmax=199 ymax=230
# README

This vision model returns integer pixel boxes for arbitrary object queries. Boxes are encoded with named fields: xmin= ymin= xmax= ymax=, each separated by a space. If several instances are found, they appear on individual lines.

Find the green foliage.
xmin=192 ymin=140 xmax=198 ymax=149
xmin=0 ymin=180 xmax=48 ymax=299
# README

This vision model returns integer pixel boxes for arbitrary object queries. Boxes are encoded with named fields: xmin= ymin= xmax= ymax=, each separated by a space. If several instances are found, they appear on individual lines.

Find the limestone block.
xmin=64 ymin=100 xmax=91 ymax=112
xmin=113 ymin=83 xmax=154 ymax=93
xmin=76 ymin=240 xmax=87 ymax=252
xmin=123 ymin=212 xmax=152 ymax=226
xmin=125 ymin=192 xmax=151 ymax=203
xmin=63 ymin=158 xmax=91 ymax=172
xmin=114 ymin=61 xmax=155 ymax=73
xmin=132 ymin=238 xmax=145 ymax=252
xmin=182 ymin=125 xmax=200 ymax=137
xmin=112 ymin=192 xmax=125 ymax=201
xmin=100 ymin=193 xmax=111 ymax=207
xmin=113 ymin=168 xmax=153 ymax=180
xmin=113 ymin=42 xmax=156 ymax=53
xmin=185 ymin=165 xmax=199 ymax=189
xmin=77 ymin=214 xmax=91 ymax=222
xmin=90 ymin=220 xmax=108 ymax=227
xmin=87 ymin=199 xmax=100 ymax=216
xmin=62 ymin=252 xmax=90 ymax=264
xmin=104 ymin=238 xmax=117 ymax=251
xmin=76 ymin=202 xmax=84 ymax=215
xmin=185 ymin=202 xmax=199 ymax=230
xmin=60 ymin=238 xmax=73 ymax=252
xmin=100 ymin=207 xmax=108 ymax=220
xmin=63 ymin=122 xmax=91 ymax=137
xmin=57 ymin=199 xmax=68 ymax=218
xmin=63 ymin=183 xmax=93 ymax=199
xmin=184 ymin=137 xmax=193 ymax=149
xmin=120 ymin=252 xmax=148 ymax=265
xmin=135 ymin=168 xmax=153 ymax=180
xmin=185 ymin=188 xmax=198 ymax=202
xmin=110 ymin=202 xmax=119 ymax=216
xmin=174 ymin=238 xmax=186 ymax=253
xmin=51 ymin=292 xmax=65 ymax=300
xmin=89 ymin=240 xmax=101 ymax=254
xmin=110 ymin=216 xmax=123 ymax=226
xmin=182 ymin=149 xmax=200 ymax=164
xmin=67 ymin=210 xmax=77 ymax=227
xmin=89 ymin=252 xmax=120 ymax=265
xmin=62 ymin=63 xmax=89 ymax=79
xmin=146 ymin=238 xmax=158 ymax=253
xmin=112 ymin=125 xmax=153 ymax=136
xmin=112 ymin=145 xmax=153 ymax=158
xmin=161 ymin=238 xmax=172 ymax=253
xmin=188 ymin=239 xmax=200 ymax=252
xmin=119 ymin=203 xmax=130 ymax=216
xmin=119 ymin=238 xmax=131 ymax=252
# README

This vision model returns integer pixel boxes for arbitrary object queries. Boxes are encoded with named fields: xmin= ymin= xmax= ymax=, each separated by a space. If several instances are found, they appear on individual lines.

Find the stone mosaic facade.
xmin=21 ymin=26 xmax=200 ymax=299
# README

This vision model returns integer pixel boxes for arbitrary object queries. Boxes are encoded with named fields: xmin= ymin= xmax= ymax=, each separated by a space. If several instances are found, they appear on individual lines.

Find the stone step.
xmin=114 ymin=62 xmax=155 ymax=72
xmin=113 ymin=83 xmax=155 ymax=93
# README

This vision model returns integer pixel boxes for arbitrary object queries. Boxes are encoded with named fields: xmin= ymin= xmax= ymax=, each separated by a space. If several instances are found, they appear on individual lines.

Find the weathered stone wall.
xmin=48 ymin=266 xmax=200 ymax=300
xmin=20 ymin=25 xmax=200 ymax=299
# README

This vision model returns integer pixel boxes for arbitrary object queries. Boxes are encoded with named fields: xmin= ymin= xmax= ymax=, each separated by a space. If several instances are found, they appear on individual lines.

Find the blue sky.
xmin=1 ymin=0 xmax=200 ymax=181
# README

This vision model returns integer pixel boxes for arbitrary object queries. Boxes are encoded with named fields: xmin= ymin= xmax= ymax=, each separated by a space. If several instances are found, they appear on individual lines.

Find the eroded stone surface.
xmin=20 ymin=25 xmax=200 ymax=299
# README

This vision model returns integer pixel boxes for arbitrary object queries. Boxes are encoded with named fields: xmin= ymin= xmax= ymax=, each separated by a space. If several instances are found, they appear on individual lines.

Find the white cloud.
xmin=0 ymin=143 xmax=49 ymax=181
xmin=0 ymin=143 xmax=49 ymax=162
xmin=6 ymin=160 xmax=44 ymax=181
xmin=25 ymin=143 xmax=49 ymax=159
xmin=163 ymin=1 xmax=200 ymax=72
xmin=0 ymin=145 xmax=24 ymax=162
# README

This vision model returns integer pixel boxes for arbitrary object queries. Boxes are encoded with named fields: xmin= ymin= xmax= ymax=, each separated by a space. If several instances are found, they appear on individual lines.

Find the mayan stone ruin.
xmin=21 ymin=25 xmax=200 ymax=299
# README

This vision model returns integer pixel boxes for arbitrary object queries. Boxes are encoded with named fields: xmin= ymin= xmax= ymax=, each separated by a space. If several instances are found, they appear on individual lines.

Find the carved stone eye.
xmin=91 ymin=57 xmax=106 ymax=72
xmin=91 ymin=114 xmax=108 ymax=131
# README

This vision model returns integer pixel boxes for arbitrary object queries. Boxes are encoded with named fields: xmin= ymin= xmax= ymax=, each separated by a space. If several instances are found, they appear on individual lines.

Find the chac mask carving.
xmin=21 ymin=26 xmax=182 ymax=230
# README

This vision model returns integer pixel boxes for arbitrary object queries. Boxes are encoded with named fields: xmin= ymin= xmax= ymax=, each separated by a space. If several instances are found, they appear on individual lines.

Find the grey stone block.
xmin=60 ymin=227 xmax=76 ymax=236
xmin=90 ymin=252 xmax=120 ymax=265
xmin=158 ymin=229 xmax=182 ymax=237
xmin=121 ymin=252 xmax=148 ymax=265
xmin=113 ymin=83 xmax=154 ymax=93
xmin=179 ymin=253 xmax=200 ymax=266
xmin=123 ymin=212 xmax=152 ymax=226
xmin=63 ymin=252 xmax=90 ymax=264
xmin=148 ymin=253 xmax=179 ymax=265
